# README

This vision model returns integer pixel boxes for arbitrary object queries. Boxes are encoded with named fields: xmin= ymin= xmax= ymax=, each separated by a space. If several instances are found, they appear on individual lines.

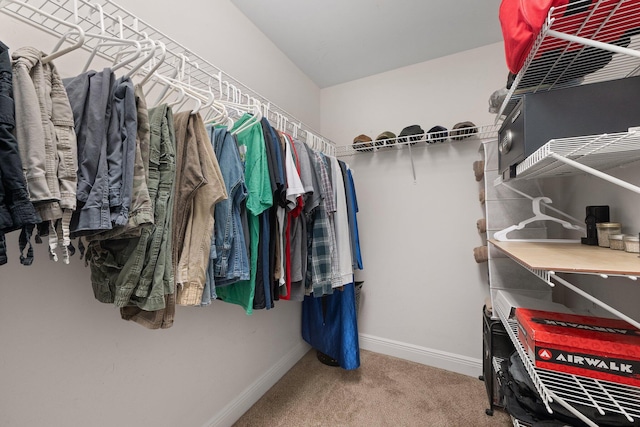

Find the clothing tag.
xmin=238 ymin=144 xmax=247 ymax=162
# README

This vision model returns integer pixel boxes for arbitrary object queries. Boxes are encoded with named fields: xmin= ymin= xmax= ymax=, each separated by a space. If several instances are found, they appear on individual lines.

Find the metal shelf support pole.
xmin=548 ymin=152 xmax=640 ymax=194
xmin=549 ymin=272 xmax=640 ymax=330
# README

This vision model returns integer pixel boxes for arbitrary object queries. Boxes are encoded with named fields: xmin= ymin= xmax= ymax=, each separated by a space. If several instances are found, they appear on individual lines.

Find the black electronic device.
xmin=498 ymin=75 xmax=640 ymax=179
xmin=481 ymin=305 xmax=514 ymax=415
xmin=582 ymin=205 xmax=610 ymax=245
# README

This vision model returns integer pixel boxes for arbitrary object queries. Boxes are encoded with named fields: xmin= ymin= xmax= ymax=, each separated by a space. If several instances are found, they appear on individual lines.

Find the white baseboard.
xmin=359 ymin=333 xmax=482 ymax=378
xmin=203 ymin=336 xmax=479 ymax=427
xmin=202 ymin=341 xmax=311 ymax=427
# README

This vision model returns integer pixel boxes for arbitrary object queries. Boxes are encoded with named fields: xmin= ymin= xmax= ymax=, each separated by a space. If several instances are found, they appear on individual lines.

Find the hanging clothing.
xmin=172 ymin=111 xmax=227 ymax=306
xmin=254 ymin=118 xmax=285 ymax=310
xmin=0 ymin=41 xmax=38 ymax=266
xmin=291 ymin=139 xmax=319 ymax=297
xmin=12 ymin=46 xmax=77 ymax=263
xmin=63 ymin=68 xmax=113 ymax=236
xmin=342 ymin=164 xmax=363 ymax=270
xmin=120 ymin=103 xmax=177 ymax=329
xmin=280 ymin=133 xmax=305 ymax=300
xmin=201 ymin=125 xmax=249 ymax=306
xmin=329 ymin=156 xmax=353 ymax=286
xmin=315 ymin=152 xmax=342 ymax=290
xmin=86 ymin=85 xmax=152 ymax=243
xmin=85 ymin=89 xmax=152 ymax=308
xmin=105 ymin=76 xmax=138 ymax=227
xmin=308 ymin=148 xmax=334 ymax=296
xmin=216 ymin=114 xmax=272 ymax=314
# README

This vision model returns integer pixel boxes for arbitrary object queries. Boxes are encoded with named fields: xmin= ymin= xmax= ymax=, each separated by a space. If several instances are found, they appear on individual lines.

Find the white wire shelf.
xmin=0 ymin=0 xmax=335 ymax=151
xmin=514 ymin=130 xmax=640 ymax=187
xmin=497 ymin=0 xmax=640 ymax=120
xmin=496 ymin=302 xmax=640 ymax=426
xmin=335 ymin=124 xmax=499 ymax=157
xmin=495 ymin=302 xmax=555 ymax=414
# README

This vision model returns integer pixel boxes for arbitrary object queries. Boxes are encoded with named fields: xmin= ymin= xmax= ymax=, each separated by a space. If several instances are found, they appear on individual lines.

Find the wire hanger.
xmin=493 ymin=196 xmax=584 ymax=243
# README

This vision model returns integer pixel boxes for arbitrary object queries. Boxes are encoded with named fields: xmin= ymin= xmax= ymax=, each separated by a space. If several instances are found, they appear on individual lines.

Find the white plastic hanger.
xmin=154 ymin=74 xmax=203 ymax=110
xmin=117 ymin=30 xmax=164 ymax=80
xmin=292 ymin=122 xmax=301 ymax=139
xmin=231 ymin=96 xmax=262 ymax=135
xmin=202 ymin=76 xmax=231 ymax=126
xmin=81 ymin=6 xmax=141 ymax=73
xmin=0 ymin=0 xmax=86 ymax=64
xmin=150 ymin=53 xmax=189 ymax=105
xmin=137 ymin=41 xmax=166 ymax=86
xmin=493 ymin=196 xmax=584 ymax=243
xmin=151 ymin=53 xmax=206 ymax=110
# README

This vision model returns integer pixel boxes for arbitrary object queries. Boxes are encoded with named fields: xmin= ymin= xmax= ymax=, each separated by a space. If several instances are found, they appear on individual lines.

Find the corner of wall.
xmin=202 ymin=341 xmax=311 ymax=427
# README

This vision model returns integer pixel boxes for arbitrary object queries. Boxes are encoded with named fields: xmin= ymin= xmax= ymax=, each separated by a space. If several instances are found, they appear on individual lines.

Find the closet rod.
xmin=0 ymin=0 xmax=336 ymax=153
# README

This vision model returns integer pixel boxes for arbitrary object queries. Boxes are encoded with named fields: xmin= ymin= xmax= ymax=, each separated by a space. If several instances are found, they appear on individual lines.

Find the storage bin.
xmin=624 ymin=235 xmax=640 ymax=254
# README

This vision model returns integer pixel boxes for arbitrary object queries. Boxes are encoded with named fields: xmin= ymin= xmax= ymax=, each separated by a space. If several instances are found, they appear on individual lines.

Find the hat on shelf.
xmin=427 ymin=125 xmax=448 ymax=143
xmin=353 ymin=134 xmax=373 ymax=152
xmin=488 ymin=87 xmax=508 ymax=115
xmin=375 ymin=131 xmax=397 ymax=147
xmin=450 ymin=121 xmax=478 ymax=141
xmin=398 ymin=125 xmax=425 ymax=146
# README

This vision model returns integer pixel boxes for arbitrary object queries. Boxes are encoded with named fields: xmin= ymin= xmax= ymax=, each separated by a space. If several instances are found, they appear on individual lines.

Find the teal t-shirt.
xmin=215 ymin=114 xmax=273 ymax=314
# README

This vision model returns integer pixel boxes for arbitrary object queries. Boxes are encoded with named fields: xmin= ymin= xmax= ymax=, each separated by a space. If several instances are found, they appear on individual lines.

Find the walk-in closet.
xmin=2 ymin=1 xmax=640 ymax=426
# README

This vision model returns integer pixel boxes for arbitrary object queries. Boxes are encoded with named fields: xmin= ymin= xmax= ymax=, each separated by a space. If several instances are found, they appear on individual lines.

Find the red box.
xmin=515 ymin=308 xmax=640 ymax=387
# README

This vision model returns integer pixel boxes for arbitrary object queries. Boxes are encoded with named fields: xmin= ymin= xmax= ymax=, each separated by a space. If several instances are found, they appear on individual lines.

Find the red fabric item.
xmin=499 ymin=0 xmax=640 ymax=75
xmin=281 ymin=132 xmax=300 ymax=301
xmin=500 ymin=0 xmax=571 ymax=74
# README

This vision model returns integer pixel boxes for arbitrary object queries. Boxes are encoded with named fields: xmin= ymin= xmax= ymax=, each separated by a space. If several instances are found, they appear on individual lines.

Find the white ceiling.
xmin=231 ymin=0 xmax=505 ymax=88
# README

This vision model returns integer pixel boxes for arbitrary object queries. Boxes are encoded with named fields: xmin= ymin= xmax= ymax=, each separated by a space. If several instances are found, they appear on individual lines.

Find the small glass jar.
xmin=596 ymin=222 xmax=622 ymax=247
xmin=609 ymin=234 xmax=625 ymax=250
xmin=623 ymin=235 xmax=640 ymax=253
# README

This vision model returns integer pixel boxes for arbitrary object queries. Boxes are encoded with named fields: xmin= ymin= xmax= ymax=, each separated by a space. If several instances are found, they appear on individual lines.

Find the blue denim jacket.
xmin=64 ymin=69 xmax=113 ymax=235
xmin=202 ymin=126 xmax=249 ymax=305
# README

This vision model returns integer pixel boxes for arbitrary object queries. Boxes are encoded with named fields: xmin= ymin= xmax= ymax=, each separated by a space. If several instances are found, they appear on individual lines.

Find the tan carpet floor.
xmin=233 ymin=349 xmax=513 ymax=426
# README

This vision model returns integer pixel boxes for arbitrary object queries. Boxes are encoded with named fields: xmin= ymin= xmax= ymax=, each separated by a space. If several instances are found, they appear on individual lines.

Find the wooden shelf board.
xmin=489 ymin=240 xmax=640 ymax=276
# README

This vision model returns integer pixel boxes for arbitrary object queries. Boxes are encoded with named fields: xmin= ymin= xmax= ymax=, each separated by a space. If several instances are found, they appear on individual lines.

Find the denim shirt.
xmin=203 ymin=126 xmax=249 ymax=302
xmin=0 ymin=41 xmax=38 ymax=264
xmin=106 ymin=76 xmax=137 ymax=227
xmin=64 ymin=69 xmax=114 ymax=235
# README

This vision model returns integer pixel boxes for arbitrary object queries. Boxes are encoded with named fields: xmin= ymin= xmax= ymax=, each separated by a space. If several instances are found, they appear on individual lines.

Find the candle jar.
xmin=623 ymin=235 xmax=640 ymax=253
xmin=609 ymin=234 xmax=625 ymax=250
xmin=596 ymin=222 xmax=622 ymax=248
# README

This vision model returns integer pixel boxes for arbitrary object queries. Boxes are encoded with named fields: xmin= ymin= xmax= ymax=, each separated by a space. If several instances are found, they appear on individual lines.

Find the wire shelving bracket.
xmin=0 ymin=0 xmax=336 ymax=150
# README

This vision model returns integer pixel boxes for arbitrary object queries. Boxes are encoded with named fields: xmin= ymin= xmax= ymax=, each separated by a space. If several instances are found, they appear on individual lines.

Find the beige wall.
xmin=320 ymin=42 xmax=509 ymax=373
